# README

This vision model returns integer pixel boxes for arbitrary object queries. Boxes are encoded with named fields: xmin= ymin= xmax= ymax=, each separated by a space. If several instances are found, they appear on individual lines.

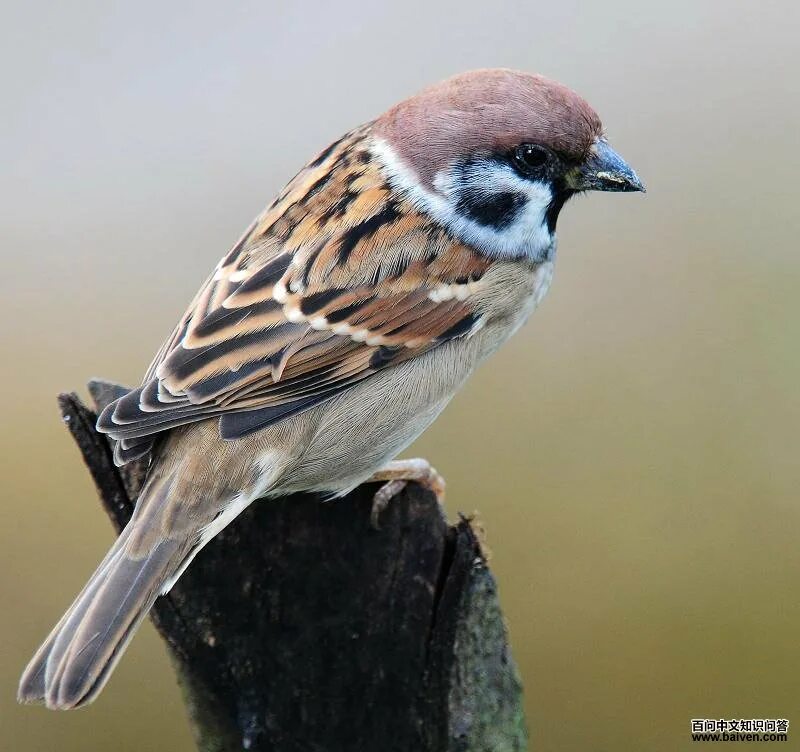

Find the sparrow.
xmin=19 ymin=68 xmax=643 ymax=710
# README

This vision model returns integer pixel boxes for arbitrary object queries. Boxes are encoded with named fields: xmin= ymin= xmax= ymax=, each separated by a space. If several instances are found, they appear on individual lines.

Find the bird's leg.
xmin=368 ymin=458 xmax=446 ymax=529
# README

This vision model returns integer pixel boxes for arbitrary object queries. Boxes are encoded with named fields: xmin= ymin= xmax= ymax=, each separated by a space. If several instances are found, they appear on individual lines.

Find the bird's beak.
xmin=571 ymin=138 xmax=645 ymax=193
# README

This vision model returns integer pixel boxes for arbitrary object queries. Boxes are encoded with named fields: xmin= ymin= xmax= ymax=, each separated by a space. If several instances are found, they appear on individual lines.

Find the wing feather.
xmin=98 ymin=126 xmax=493 ymax=461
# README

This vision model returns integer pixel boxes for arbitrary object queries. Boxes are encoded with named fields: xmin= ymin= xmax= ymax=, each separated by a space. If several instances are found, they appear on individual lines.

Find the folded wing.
xmin=99 ymin=127 xmax=492 ymax=463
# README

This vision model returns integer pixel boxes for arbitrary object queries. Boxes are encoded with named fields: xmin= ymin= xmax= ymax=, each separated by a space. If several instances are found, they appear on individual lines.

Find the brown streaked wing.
xmin=98 ymin=128 xmax=491 ymax=457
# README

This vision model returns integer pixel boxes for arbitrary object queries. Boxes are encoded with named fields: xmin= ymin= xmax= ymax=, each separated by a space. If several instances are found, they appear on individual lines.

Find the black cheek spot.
xmin=455 ymin=190 xmax=526 ymax=230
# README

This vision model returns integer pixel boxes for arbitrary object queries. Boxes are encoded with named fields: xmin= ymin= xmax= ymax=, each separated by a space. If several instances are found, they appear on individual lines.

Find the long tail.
xmin=18 ymin=473 xmax=194 ymax=710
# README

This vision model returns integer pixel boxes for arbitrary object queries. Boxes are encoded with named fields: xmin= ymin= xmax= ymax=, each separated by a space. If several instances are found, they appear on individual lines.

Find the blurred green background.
xmin=2 ymin=1 xmax=799 ymax=750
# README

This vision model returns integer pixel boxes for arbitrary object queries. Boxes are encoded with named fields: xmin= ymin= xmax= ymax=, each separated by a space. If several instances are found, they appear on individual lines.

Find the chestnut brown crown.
xmin=374 ymin=68 xmax=604 ymax=186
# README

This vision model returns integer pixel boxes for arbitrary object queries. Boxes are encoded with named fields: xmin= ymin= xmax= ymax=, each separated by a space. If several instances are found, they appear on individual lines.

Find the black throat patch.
xmin=545 ymin=188 xmax=576 ymax=234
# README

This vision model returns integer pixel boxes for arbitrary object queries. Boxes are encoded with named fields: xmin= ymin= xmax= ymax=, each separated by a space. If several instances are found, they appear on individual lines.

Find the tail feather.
xmin=49 ymin=541 xmax=181 ymax=709
xmin=18 ymin=526 xmax=133 ymax=704
xmin=18 ymin=454 xmax=263 ymax=710
xmin=19 ymin=531 xmax=185 ymax=709
xmin=18 ymin=516 xmax=191 ymax=709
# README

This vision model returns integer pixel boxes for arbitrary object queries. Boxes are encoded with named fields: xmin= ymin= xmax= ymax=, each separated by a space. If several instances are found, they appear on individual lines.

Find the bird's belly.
xmin=272 ymin=339 xmax=476 ymax=494
xmin=239 ymin=261 xmax=554 ymax=496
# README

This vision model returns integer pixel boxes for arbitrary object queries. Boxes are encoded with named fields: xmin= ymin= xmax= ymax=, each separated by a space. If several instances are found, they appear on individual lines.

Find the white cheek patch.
xmin=371 ymin=137 xmax=556 ymax=262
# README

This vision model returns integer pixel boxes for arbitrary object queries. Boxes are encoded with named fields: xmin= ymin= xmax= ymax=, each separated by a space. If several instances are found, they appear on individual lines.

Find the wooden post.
xmin=55 ymin=381 xmax=528 ymax=751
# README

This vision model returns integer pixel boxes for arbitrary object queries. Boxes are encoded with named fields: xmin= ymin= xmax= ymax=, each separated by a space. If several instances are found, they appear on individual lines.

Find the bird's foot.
xmin=368 ymin=458 xmax=446 ymax=529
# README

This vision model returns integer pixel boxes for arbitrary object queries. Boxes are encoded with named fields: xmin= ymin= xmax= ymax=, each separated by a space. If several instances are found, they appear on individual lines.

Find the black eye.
xmin=512 ymin=144 xmax=550 ymax=176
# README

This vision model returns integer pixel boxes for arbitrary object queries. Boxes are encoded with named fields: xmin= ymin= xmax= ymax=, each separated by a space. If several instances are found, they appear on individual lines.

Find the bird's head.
xmin=373 ymin=68 xmax=644 ymax=262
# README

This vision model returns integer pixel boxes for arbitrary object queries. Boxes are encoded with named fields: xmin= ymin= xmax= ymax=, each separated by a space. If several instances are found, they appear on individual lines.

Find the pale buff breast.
xmin=152 ymin=258 xmax=554 ymax=499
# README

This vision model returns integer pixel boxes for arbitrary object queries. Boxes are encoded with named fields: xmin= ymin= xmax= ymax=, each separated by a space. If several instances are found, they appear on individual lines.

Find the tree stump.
xmin=55 ymin=380 xmax=528 ymax=751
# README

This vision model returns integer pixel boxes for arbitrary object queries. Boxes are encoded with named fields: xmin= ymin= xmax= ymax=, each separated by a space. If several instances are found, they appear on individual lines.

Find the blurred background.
xmin=2 ymin=1 xmax=799 ymax=750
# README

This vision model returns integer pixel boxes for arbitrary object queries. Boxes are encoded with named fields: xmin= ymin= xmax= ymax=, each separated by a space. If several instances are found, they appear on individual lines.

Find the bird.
xmin=19 ymin=68 xmax=643 ymax=710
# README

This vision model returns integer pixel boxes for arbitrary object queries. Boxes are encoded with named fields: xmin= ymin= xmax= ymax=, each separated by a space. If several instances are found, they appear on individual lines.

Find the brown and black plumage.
xmin=19 ymin=68 xmax=643 ymax=710
xmin=105 ymin=123 xmax=493 ymax=463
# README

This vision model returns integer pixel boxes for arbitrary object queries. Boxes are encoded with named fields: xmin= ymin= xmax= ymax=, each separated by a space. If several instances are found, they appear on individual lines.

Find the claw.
xmin=368 ymin=458 xmax=446 ymax=529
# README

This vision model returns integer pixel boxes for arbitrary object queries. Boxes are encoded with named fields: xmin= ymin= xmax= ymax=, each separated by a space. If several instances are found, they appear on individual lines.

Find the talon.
xmin=367 ymin=458 xmax=446 ymax=529
xmin=370 ymin=480 xmax=408 ymax=529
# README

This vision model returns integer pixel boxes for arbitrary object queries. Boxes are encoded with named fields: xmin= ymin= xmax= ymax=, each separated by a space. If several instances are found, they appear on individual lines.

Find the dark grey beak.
xmin=577 ymin=138 xmax=645 ymax=193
